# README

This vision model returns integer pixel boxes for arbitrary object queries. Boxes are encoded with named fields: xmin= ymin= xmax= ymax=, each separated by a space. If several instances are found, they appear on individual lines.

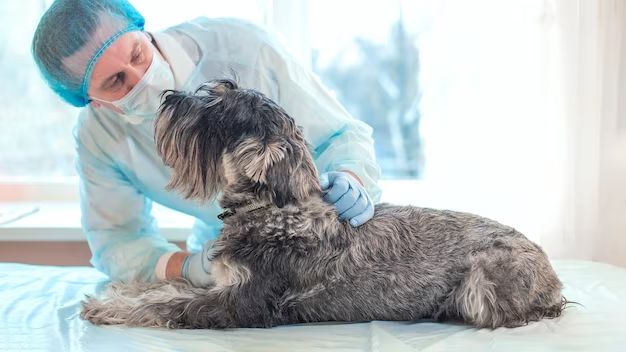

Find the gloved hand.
xmin=319 ymin=171 xmax=374 ymax=227
xmin=181 ymin=240 xmax=215 ymax=287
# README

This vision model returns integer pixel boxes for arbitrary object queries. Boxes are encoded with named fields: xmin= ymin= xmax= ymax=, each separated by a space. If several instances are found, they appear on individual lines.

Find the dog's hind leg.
xmin=448 ymin=241 xmax=564 ymax=328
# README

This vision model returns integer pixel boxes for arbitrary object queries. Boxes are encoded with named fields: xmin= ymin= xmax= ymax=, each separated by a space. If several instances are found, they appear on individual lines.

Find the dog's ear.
xmin=265 ymin=137 xmax=321 ymax=208
xmin=232 ymin=138 xmax=290 ymax=184
xmin=230 ymin=134 xmax=320 ymax=208
xmin=264 ymin=150 xmax=297 ymax=208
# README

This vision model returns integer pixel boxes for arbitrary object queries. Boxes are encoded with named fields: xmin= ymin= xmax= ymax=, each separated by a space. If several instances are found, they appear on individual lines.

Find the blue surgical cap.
xmin=31 ymin=0 xmax=145 ymax=107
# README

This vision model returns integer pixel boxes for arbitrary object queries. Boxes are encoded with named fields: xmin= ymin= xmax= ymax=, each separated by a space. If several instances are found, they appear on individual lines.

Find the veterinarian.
xmin=31 ymin=0 xmax=381 ymax=286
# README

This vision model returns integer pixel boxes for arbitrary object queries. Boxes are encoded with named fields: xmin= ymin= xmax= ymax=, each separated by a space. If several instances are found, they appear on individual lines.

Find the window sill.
xmin=0 ymin=201 xmax=194 ymax=242
xmin=0 ymin=180 xmax=427 ymax=242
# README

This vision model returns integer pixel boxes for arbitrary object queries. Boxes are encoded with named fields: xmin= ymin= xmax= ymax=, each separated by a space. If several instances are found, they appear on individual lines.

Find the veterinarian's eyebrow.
xmin=99 ymin=39 xmax=142 ymax=90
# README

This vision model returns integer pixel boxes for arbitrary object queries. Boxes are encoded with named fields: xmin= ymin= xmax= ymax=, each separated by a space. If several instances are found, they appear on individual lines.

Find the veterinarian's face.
xmin=87 ymin=31 xmax=155 ymax=113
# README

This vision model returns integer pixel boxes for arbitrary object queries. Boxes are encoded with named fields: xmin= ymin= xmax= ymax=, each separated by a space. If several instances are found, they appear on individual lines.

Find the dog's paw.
xmin=80 ymin=296 xmax=111 ymax=325
xmin=80 ymin=295 xmax=126 ymax=326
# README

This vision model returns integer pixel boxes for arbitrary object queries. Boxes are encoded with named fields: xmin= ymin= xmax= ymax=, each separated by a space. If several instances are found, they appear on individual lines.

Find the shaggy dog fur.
xmin=81 ymin=79 xmax=565 ymax=329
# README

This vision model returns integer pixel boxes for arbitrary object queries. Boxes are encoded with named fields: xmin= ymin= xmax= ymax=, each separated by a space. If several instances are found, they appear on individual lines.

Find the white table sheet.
xmin=1 ymin=260 xmax=625 ymax=352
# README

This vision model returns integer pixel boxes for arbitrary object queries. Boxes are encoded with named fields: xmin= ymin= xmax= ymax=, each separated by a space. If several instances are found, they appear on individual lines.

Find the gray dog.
xmin=81 ymin=79 xmax=565 ymax=329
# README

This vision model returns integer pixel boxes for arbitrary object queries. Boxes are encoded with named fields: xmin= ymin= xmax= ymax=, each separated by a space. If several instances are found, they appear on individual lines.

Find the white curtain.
xmin=379 ymin=0 xmax=626 ymax=267
xmin=553 ymin=0 xmax=626 ymax=267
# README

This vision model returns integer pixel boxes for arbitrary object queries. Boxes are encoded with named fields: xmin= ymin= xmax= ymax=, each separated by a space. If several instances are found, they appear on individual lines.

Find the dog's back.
xmin=237 ymin=201 xmax=565 ymax=328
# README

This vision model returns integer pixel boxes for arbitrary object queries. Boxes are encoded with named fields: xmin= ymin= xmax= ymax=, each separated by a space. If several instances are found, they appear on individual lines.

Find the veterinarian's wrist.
xmin=155 ymin=251 xmax=189 ymax=280
xmin=339 ymin=169 xmax=363 ymax=186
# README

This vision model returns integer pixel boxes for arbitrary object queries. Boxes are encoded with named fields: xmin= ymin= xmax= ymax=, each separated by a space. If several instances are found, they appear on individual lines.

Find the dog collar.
xmin=217 ymin=202 xmax=269 ymax=220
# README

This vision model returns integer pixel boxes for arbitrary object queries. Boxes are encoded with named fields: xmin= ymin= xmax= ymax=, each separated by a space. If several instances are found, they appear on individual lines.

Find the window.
xmin=131 ymin=0 xmax=268 ymax=32
xmin=0 ymin=1 xmax=79 ymax=179
xmin=310 ymin=1 xmax=426 ymax=179
xmin=3 ymin=0 xmax=425 ymax=185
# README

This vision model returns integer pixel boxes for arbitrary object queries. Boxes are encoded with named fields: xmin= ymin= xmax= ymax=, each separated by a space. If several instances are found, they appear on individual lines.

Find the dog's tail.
xmin=446 ymin=246 xmax=567 ymax=328
xmin=80 ymin=280 xmax=233 ymax=329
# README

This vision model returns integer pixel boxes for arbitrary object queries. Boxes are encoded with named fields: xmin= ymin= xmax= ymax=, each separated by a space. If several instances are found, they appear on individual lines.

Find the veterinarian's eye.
xmin=108 ymin=72 xmax=125 ymax=90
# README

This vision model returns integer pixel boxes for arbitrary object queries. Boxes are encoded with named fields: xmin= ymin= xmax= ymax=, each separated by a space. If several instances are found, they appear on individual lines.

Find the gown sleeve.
xmin=74 ymin=110 xmax=181 ymax=282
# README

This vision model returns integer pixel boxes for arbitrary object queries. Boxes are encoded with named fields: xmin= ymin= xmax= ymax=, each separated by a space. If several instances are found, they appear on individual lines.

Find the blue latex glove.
xmin=181 ymin=240 xmax=215 ymax=287
xmin=320 ymin=171 xmax=374 ymax=227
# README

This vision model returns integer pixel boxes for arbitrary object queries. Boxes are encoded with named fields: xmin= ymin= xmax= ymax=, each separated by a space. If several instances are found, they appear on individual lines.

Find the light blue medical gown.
xmin=74 ymin=18 xmax=381 ymax=283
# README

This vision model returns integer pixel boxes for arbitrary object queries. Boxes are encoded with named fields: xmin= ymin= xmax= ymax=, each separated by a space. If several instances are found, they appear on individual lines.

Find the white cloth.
xmin=1 ymin=260 xmax=624 ymax=351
